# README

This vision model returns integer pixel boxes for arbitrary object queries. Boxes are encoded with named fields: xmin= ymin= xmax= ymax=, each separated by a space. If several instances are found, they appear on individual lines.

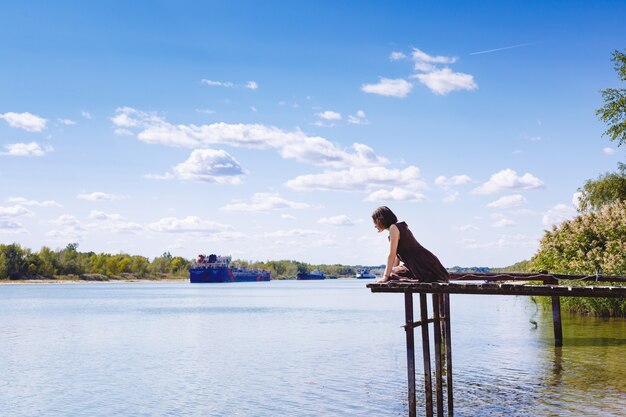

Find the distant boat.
xmin=296 ymin=269 xmax=326 ymax=280
xmin=356 ymin=268 xmax=376 ymax=279
xmin=190 ymin=254 xmax=270 ymax=283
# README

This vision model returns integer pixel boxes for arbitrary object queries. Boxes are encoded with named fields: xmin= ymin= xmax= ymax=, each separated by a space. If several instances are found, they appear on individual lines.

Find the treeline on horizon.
xmin=0 ymin=243 xmax=386 ymax=281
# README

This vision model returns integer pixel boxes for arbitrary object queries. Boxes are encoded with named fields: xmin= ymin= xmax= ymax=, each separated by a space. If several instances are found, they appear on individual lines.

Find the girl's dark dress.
xmin=389 ymin=221 xmax=449 ymax=282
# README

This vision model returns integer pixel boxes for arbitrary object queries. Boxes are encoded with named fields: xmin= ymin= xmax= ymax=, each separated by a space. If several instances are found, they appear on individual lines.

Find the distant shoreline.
xmin=0 ymin=278 xmax=187 ymax=285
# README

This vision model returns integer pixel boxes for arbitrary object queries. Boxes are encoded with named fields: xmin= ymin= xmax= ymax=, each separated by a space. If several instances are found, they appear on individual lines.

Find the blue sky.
xmin=1 ymin=1 xmax=625 ymax=267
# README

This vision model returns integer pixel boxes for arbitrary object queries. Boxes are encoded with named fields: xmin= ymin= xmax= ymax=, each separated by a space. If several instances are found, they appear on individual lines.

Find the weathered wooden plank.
xmin=366 ymin=282 xmax=626 ymax=298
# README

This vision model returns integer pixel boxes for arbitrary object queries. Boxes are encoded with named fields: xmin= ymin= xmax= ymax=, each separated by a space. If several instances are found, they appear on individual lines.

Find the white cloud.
xmin=172 ymin=149 xmax=246 ymax=184
xmin=77 ymin=192 xmax=123 ymax=202
xmin=411 ymin=48 xmax=457 ymax=65
xmin=148 ymin=216 xmax=232 ymax=235
xmin=486 ymin=194 xmax=527 ymax=208
xmin=112 ymin=107 xmax=388 ymax=169
xmin=114 ymin=128 xmax=133 ymax=136
xmin=58 ymin=118 xmax=77 ymax=126
xmin=603 ymin=147 xmax=616 ymax=155
xmin=246 ymin=81 xmax=258 ymax=90
xmin=49 ymin=214 xmax=82 ymax=227
xmin=201 ymin=79 xmax=234 ymax=88
xmin=8 ymin=197 xmax=62 ymax=207
xmin=0 ymin=112 xmax=48 ymax=132
xmin=454 ymin=224 xmax=478 ymax=232
xmin=287 ymin=166 xmax=425 ymax=192
xmin=442 ymin=190 xmax=460 ymax=203
xmin=365 ymin=186 xmax=425 ymax=202
xmin=348 ymin=110 xmax=368 ymax=125
xmin=46 ymin=215 xmax=86 ymax=242
xmin=572 ymin=191 xmax=582 ymax=209
xmin=542 ymin=204 xmax=576 ymax=227
xmin=81 ymin=111 xmax=92 ymax=119
xmin=318 ymin=215 xmax=354 ymax=226
xmin=281 ymin=214 xmax=296 ymax=221
xmin=491 ymin=213 xmax=516 ymax=228
xmin=86 ymin=210 xmax=143 ymax=234
xmin=361 ymin=78 xmax=413 ymax=98
xmin=0 ymin=205 xmax=33 ymax=218
xmin=144 ymin=172 xmax=175 ymax=180
xmin=473 ymin=169 xmax=544 ymax=195
xmin=462 ymin=234 xmax=537 ymax=250
xmin=412 ymin=68 xmax=477 ymax=95
xmin=317 ymin=110 xmax=342 ymax=121
xmin=221 ymin=192 xmax=310 ymax=212
xmin=0 ymin=220 xmax=25 ymax=232
xmin=435 ymin=174 xmax=472 ymax=186
xmin=196 ymin=109 xmax=215 ymax=115
xmin=390 ymin=51 xmax=407 ymax=61
xmin=265 ymin=229 xmax=321 ymax=238
xmin=1 ymin=142 xmax=53 ymax=157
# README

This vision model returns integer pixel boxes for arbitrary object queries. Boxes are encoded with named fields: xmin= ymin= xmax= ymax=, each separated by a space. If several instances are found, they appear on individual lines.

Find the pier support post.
xmin=444 ymin=293 xmax=453 ymax=416
xmin=551 ymin=295 xmax=563 ymax=347
xmin=419 ymin=293 xmax=434 ymax=417
xmin=404 ymin=292 xmax=417 ymax=417
xmin=432 ymin=294 xmax=444 ymax=416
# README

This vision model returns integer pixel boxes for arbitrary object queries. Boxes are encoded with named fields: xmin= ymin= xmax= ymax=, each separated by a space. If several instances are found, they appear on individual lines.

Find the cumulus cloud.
xmin=412 ymin=68 xmax=477 ymax=96
xmin=87 ymin=210 xmax=143 ymax=234
xmin=390 ymin=51 xmax=407 ymax=61
xmin=348 ymin=110 xmax=368 ymax=125
xmin=111 ymin=107 xmax=388 ymax=169
xmin=148 ymin=216 xmax=232 ymax=235
xmin=81 ymin=111 xmax=92 ymax=119
xmin=0 ymin=205 xmax=33 ymax=218
xmin=0 ymin=112 xmax=48 ymax=132
xmin=47 ymin=215 xmax=85 ymax=242
xmin=435 ymin=174 xmax=472 ymax=186
xmin=361 ymin=78 xmax=413 ymax=97
xmin=281 ymin=214 xmax=296 ymax=221
xmin=0 ymin=220 xmax=25 ymax=232
xmin=542 ymin=204 xmax=576 ymax=227
xmin=442 ymin=190 xmax=460 ymax=203
xmin=221 ymin=192 xmax=310 ymax=212
xmin=287 ymin=166 xmax=425 ymax=192
xmin=1 ymin=142 xmax=53 ymax=157
xmin=201 ymin=79 xmax=234 ymax=88
xmin=317 ymin=110 xmax=342 ymax=121
xmin=77 ymin=192 xmax=123 ymax=202
xmin=58 ymin=118 xmax=77 ymax=126
xmin=486 ymin=194 xmax=527 ymax=209
xmin=366 ymin=47 xmax=477 ymax=97
xmin=8 ymin=197 xmax=62 ymax=207
xmin=491 ymin=214 xmax=516 ymax=228
xmin=246 ymin=81 xmax=258 ymax=90
xmin=473 ymin=169 xmax=544 ymax=195
xmin=365 ymin=187 xmax=425 ymax=202
xmin=318 ymin=215 xmax=354 ymax=226
xmin=171 ymin=149 xmax=246 ymax=184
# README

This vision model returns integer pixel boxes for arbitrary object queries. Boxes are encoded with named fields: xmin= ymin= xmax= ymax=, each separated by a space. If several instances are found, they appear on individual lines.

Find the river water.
xmin=1 ymin=280 xmax=624 ymax=416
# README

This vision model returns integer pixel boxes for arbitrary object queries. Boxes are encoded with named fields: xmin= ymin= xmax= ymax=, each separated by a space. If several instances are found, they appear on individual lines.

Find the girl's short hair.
xmin=371 ymin=206 xmax=398 ymax=229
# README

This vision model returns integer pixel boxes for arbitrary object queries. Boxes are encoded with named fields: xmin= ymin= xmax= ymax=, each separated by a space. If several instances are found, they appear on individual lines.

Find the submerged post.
xmin=419 ymin=293 xmax=434 ymax=417
xmin=551 ymin=295 xmax=563 ymax=347
xmin=444 ymin=293 xmax=453 ymax=415
xmin=432 ymin=294 xmax=444 ymax=416
xmin=404 ymin=292 xmax=417 ymax=417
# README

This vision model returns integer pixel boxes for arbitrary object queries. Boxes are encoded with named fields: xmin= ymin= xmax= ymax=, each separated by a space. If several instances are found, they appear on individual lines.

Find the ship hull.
xmin=296 ymin=273 xmax=326 ymax=280
xmin=190 ymin=267 xmax=270 ymax=283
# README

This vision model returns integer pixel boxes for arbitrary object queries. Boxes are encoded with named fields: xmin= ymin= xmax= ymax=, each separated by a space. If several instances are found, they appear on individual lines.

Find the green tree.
xmin=597 ymin=49 xmax=626 ymax=146
xmin=577 ymin=162 xmax=626 ymax=211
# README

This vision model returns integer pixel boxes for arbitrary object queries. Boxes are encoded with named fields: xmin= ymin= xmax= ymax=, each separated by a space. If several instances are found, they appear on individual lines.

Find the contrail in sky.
xmin=470 ymin=42 xmax=539 ymax=55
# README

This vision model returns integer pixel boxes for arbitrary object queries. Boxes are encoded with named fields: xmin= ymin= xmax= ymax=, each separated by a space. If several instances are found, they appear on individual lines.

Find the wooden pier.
xmin=367 ymin=273 xmax=626 ymax=417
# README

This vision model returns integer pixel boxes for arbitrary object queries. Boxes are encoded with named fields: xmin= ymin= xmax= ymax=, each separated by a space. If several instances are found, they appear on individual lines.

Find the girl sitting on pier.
xmin=372 ymin=206 xmax=449 ymax=283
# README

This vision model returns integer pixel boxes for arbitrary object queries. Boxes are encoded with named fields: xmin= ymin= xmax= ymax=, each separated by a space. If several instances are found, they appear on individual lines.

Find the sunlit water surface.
xmin=1 ymin=280 xmax=624 ymax=416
